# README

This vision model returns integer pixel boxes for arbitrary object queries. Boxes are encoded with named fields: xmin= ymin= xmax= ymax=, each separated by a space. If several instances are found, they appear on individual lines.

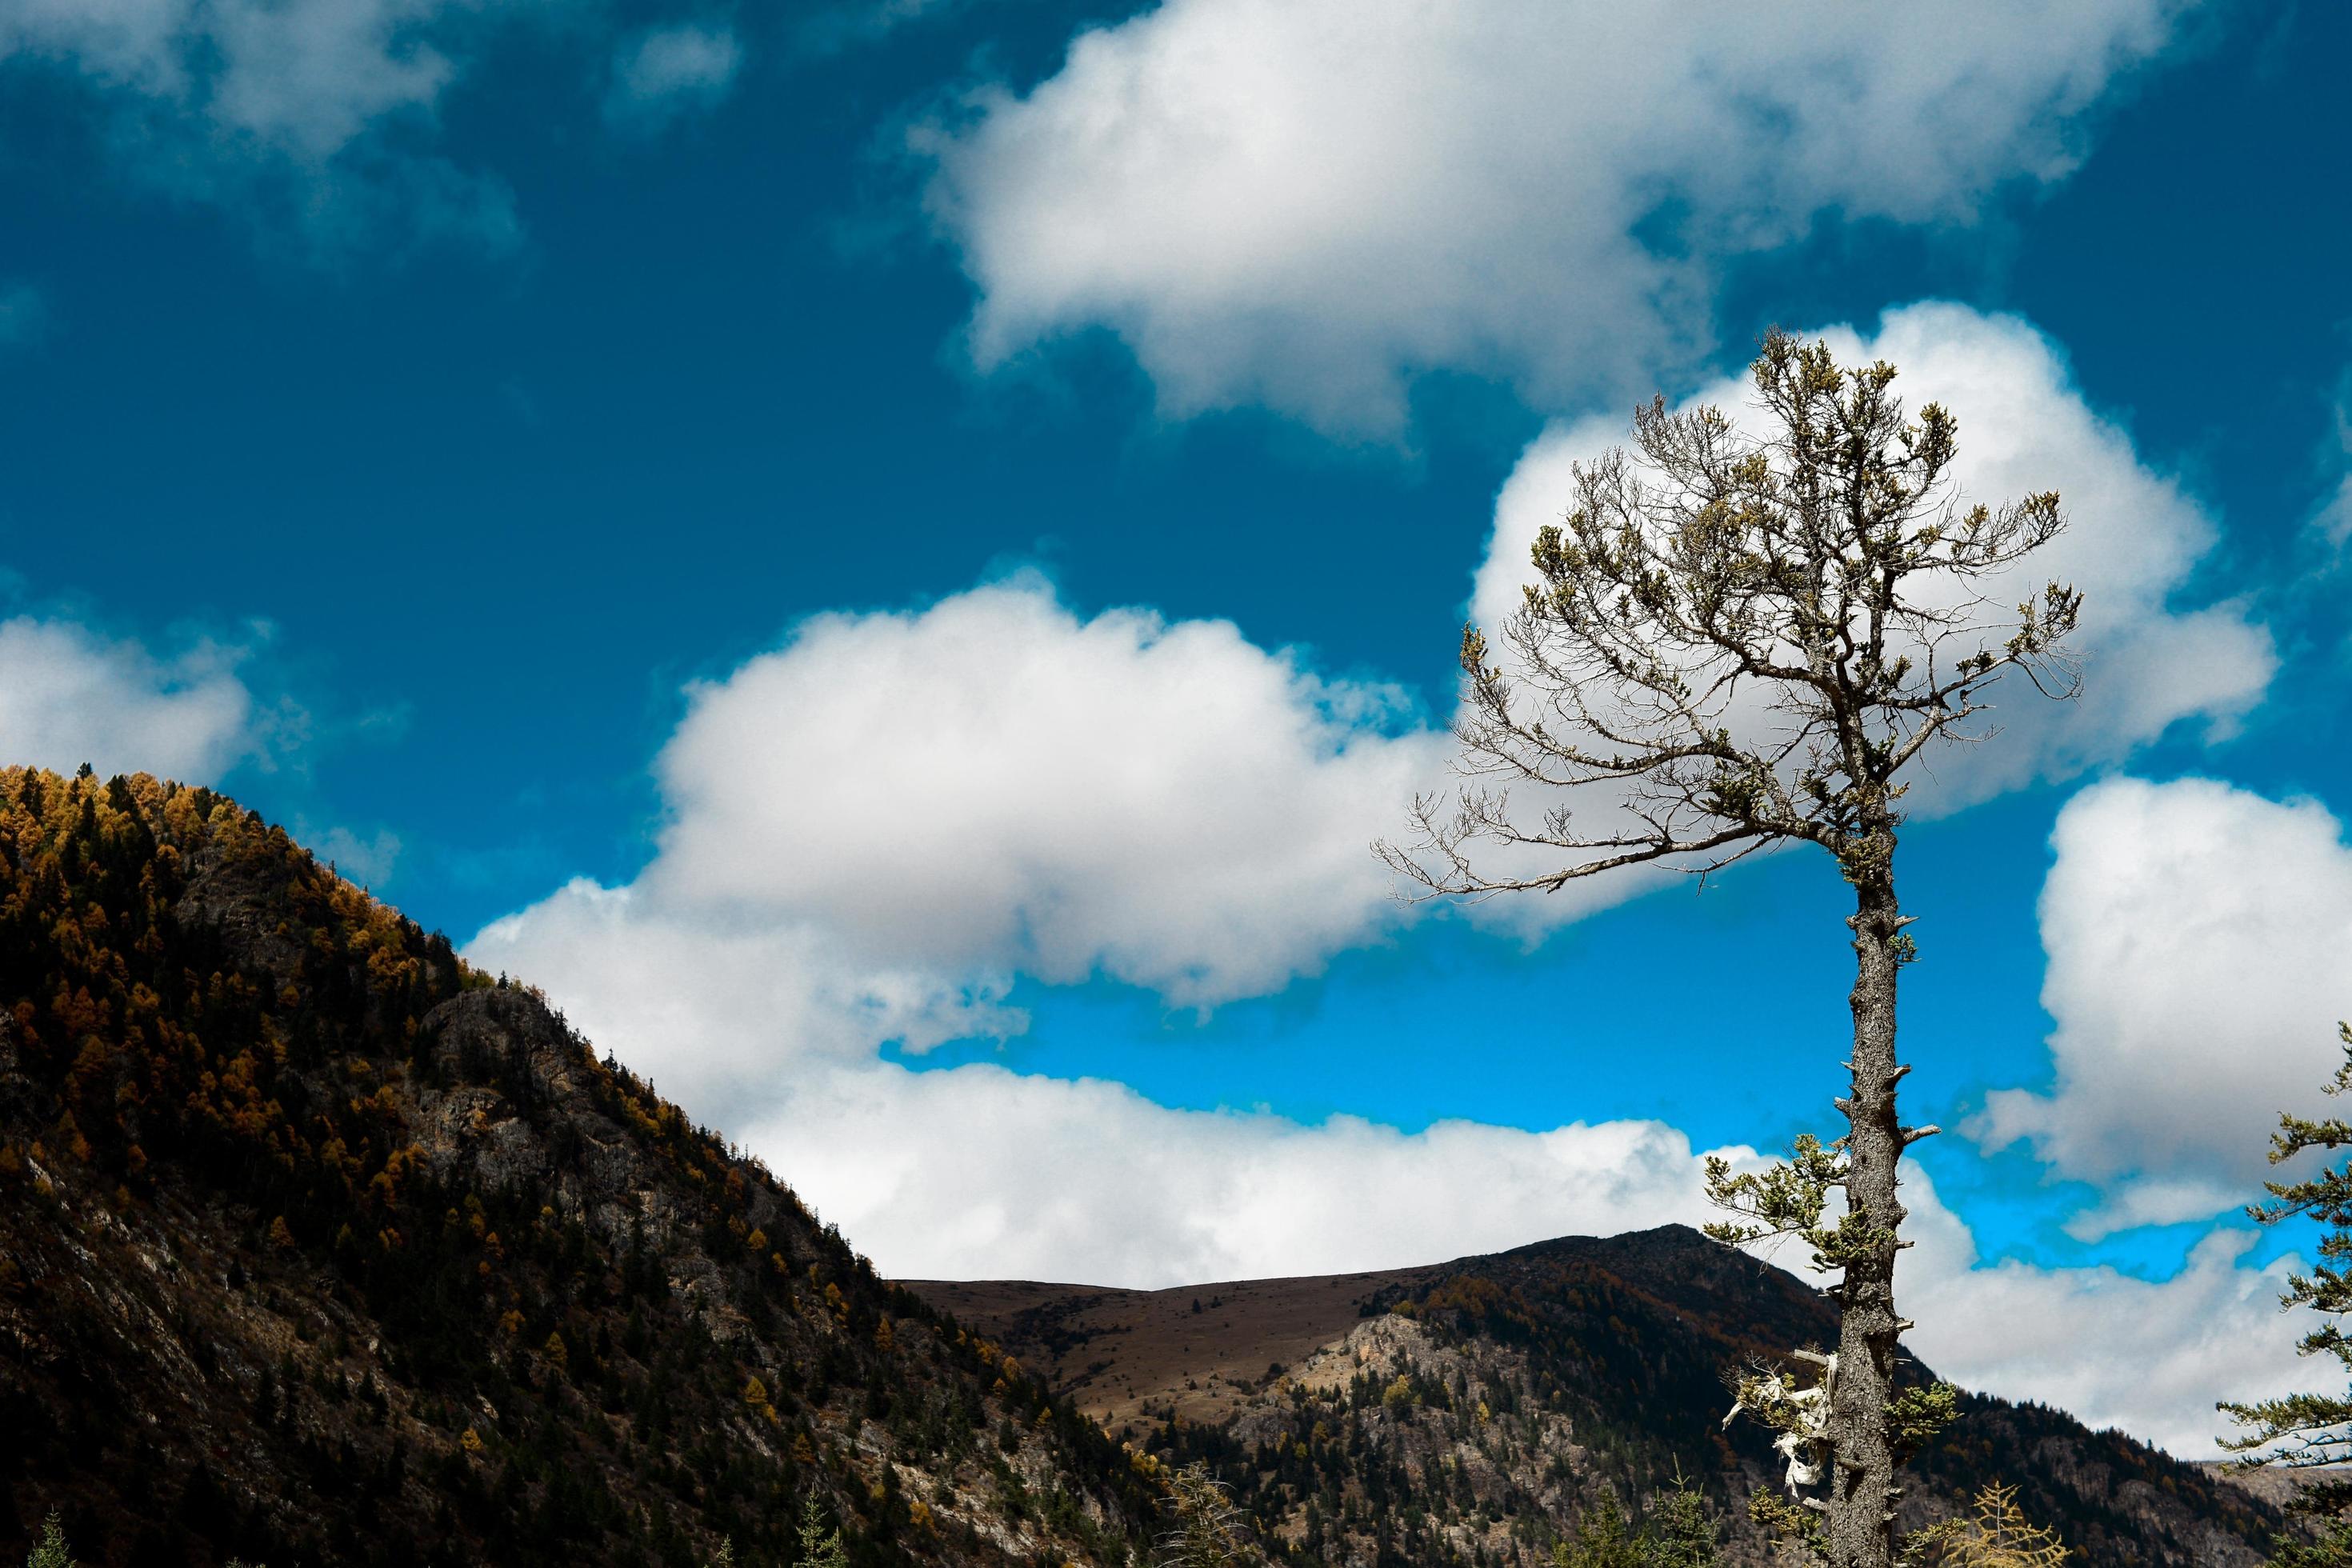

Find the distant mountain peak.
xmin=908 ymin=1225 xmax=2284 ymax=1568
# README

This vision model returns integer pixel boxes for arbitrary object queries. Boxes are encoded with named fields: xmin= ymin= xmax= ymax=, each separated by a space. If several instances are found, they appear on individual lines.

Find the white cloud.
xmin=1971 ymin=776 xmax=2352 ymax=1236
xmin=302 ymin=821 xmax=403 ymax=888
xmin=1898 ymin=1165 xmax=2310 ymax=1458
xmin=0 ymin=0 xmax=522 ymax=254
xmin=640 ymin=573 xmax=1447 ymax=1006
xmin=470 ymin=876 xmax=1025 ymax=1113
xmin=468 ymin=569 xmax=1444 ymax=1114
xmin=746 ymin=1063 xmax=1710 ymax=1286
xmin=918 ymin=0 xmax=2189 ymax=434
xmin=1471 ymin=305 xmax=2274 ymax=841
xmin=464 ymin=565 xmax=2318 ymax=1456
xmin=466 ymin=872 xmax=2322 ymax=1455
xmin=606 ymin=22 xmax=742 ymax=130
xmin=0 ymin=614 xmax=265 ymax=782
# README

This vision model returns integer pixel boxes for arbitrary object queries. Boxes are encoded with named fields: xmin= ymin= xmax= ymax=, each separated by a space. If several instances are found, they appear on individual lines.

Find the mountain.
xmin=0 ymin=769 xmax=1156 ymax=1567
xmin=909 ymin=1230 xmax=2290 ymax=1568
xmin=0 ymin=766 xmax=2290 ymax=1568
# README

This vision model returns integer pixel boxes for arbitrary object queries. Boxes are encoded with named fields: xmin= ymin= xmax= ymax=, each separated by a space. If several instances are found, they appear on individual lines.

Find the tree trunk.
xmin=1828 ymin=866 xmax=1906 ymax=1568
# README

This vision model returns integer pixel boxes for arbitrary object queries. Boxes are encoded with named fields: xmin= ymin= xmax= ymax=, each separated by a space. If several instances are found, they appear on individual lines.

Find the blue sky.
xmin=2 ymin=0 xmax=2349 ymax=1454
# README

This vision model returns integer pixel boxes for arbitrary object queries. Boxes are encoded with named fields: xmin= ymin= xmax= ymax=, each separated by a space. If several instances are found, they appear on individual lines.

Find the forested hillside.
xmin=0 ymin=766 xmax=2295 ymax=1568
xmin=0 ymin=767 xmax=1155 ymax=1567
xmin=918 ymin=1230 xmax=2289 ymax=1568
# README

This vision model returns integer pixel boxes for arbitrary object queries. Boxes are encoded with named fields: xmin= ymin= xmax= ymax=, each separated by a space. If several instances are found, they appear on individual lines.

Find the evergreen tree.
xmin=1554 ymin=1483 xmax=1720 ymax=1568
xmin=1640 ymin=1480 xmax=1722 ymax=1568
xmin=24 ymin=1510 xmax=72 ymax=1568
xmin=2220 ymin=1025 xmax=2352 ymax=1566
xmin=1382 ymin=334 xmax=2078 ymax=1568
xmin=796 ymin=1494 xmax=850 ymax=1568
xmin=1157 ymin=1462 xmax=1250 ymax=1568
xmin=1554 ymin=1499 xmax=1643 ymax=1568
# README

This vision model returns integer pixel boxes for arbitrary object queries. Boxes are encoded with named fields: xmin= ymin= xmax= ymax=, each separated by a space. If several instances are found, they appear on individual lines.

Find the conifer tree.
xmin=1382 ymin=333 xmax=2081 ymax=1568
xmin=25 ymin=1510 xmax=72 ymax=1568
xmin=796 ymin=1494 xmax=850 ymax=1568
xmin=2220 ymin=1024 xmax=2352 ymax=1567
xmin=1158 ymin=1462 xmax=1251 ymax=1568
xmin=1642 ymin=1479 xmax=1724 ymax=1568
xmin=1554 ymin=1498 xmax=1643 ymax=1568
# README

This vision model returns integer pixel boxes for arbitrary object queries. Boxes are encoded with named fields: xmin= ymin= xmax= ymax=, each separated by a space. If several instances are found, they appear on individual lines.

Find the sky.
xmin=1 ymin=0 xmax=2348 ymax=1459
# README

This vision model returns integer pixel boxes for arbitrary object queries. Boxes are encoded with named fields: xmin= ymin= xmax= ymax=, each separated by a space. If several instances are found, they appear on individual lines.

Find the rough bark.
xmin=1830 ymin=850 xmax=1907 ymax=1568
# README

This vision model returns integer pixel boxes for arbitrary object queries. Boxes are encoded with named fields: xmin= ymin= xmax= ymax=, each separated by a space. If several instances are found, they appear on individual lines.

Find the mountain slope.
xmin=0 ymin=766 xmax=2288 ymax=1568
xmin=0 ymin=769 xmax=1155 ymax=1567
xmin=910 ymin=1230 xmax=2286 ymax=1568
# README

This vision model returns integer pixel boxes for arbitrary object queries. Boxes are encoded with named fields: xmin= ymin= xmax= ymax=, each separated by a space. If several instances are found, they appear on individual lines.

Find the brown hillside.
xmin=906 ymin=1266 xmax=1432 ymax=1434
xmin=904 ymin=1230 xmax=2293 ymax=1568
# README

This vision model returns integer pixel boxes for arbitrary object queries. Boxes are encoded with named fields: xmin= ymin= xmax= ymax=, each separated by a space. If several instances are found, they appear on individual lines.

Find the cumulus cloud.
xmin=469 ymin=570 xmax=1443 ymax=1106
xmin=470 ymin=876 xmax=1026 ymax=1111
xmin=736 ymin=1065 xmax=1710 ymax=1286
xmin=1898 ymin=1165 xmax=2308 ymax=1458
xmin=641 ymin=574 xmax=1447 ymax=1005
xmin=1471 ymin=304 xmax=2274 ymax=837
xmin=463 ymin=566 xmax=2319 ymax=1454
xmin=605 ymin=22 xmax=742 ymax=130
xmin=918 ymin=0 xmax=2189 ymax=433
xmin=470 ymin=873 xmax=2314 ymax=1454
xmin=0 ymin=614 xmax=266 ymax=782
xmin=1971 ymin=776 xmax=2352 ymax=1237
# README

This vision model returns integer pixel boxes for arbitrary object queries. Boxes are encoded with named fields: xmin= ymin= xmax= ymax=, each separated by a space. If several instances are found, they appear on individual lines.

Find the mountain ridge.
xmin=906 ymin=1226 xmax=2286 ymax=1568
xmin=0 ymin=768 xmax=2294 ymax=1568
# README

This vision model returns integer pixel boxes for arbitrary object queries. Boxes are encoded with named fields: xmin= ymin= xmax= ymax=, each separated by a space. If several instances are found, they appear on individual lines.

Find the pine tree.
xmin=796 ymin=1494 xmax=849 ymax=1568
xmin=1554 ymin=1482 xmax=1721 ymax=1568
xmin=25 ymin=1510 xmax=73 ymax=1568
xmin=1641 ymin=1479 xmax=1722 ymax=1568
xmin=2220 ymin=1025 xmax=2352 ymax=1566
xmin=1158 ymin=1462 xmax=1250 ymax=1568
xmin=1554 ymin=1499 xmax=1643 ymax=1568
xmin=1382 ymin=334 xmax=2078 ymax=1568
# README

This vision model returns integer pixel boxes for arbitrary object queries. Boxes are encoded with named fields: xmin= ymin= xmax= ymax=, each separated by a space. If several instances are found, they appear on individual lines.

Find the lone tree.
xmin=1380 ymin=332 xmax=2082 ymax=1568
xmin=2219 ymin=1023 xmax=2352 ymax=1568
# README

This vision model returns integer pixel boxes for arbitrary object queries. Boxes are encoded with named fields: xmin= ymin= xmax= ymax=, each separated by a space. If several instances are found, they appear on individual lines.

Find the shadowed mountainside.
xmin=910 ymin=1230 xmax=2288 ymax=1568
xmin=0 ymin=769 xmax=1156 ymax=1567
xmin=0 ymin=766 xmax=2291 ymax=1568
